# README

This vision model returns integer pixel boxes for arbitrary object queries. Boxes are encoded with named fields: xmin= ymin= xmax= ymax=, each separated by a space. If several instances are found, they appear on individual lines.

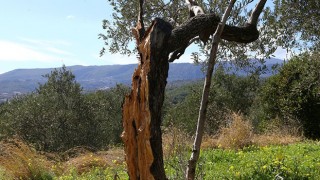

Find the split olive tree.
xmin=99 ymin=0 xmax=319 ymax=179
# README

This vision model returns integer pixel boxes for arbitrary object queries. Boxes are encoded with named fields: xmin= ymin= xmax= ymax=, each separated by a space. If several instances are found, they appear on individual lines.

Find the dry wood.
xmin=122 ymin=19 xmax=172 ymax=180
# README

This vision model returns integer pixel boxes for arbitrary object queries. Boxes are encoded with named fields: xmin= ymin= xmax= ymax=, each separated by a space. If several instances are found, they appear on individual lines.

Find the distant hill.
xmin=0 ymin=63 xmax=204 ymax=93
xmin=0 ymin=59 xmax=283 ymax=102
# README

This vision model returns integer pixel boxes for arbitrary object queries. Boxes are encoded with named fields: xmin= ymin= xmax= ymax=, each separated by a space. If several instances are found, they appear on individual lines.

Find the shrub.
xmin=164 ymin=66 xmax=260 ymax=135
xmin=84 ymin=84 xmax=130 ymax=148
xmin=162 ymin=127 xmax=192 ymax=179
xmin=0 ymin=66 xmax=130 ymax=151
xmin=217 ymin=113 xmax=253 ymax=149
xmin=257 ymin=53 xmax=320 ymax=139
xmin=0 ymin=66 xmax=100 ymax=151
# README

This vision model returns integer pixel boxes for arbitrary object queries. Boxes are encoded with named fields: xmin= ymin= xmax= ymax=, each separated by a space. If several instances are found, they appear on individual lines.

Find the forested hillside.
xmin=0 ymin=59 xmax=282 ymax=102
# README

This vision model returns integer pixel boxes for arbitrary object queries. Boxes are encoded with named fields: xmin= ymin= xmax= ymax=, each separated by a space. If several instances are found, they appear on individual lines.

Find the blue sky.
xmin=0 ymin=0 xmax=286 ymax=74
xmin=0 ymin=0 xmax=139 ymax=74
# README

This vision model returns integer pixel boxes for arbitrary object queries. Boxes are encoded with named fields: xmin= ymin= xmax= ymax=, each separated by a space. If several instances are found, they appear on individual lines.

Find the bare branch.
xmin=168 ymin=14 xmax=220 ymax=53
xmin=167 ymin=14 xmax=259 ymax=56
xmin=186 ymin=0 xmax=205 ymax=17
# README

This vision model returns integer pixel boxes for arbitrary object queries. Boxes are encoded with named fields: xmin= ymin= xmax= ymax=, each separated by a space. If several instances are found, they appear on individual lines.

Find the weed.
xmin=162 ymin=127 xmax=192 ymax=179
xmin=0 ymin=138 xmax=54 ymax=179
xmin=217 ymin=113 xmax=253 ymax=149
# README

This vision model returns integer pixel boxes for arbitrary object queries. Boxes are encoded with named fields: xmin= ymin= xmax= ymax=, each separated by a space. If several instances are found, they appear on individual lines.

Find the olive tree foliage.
xmin=1 ymin=66 xmax=97 ymax=151
xmin=164 ymin=66 xmax=260 ymax=134
xmin=99 ymin=0 xmax=281 ymax=65
xmin=254 ymin=53 xmax=320 ymax=139
xmin=273 ymin=0 xmax=320 ymax=51
xmin=0 ymin=66 xmax=129 ymax=151
xmin=85 ymin=84 xmax=130 ymax=148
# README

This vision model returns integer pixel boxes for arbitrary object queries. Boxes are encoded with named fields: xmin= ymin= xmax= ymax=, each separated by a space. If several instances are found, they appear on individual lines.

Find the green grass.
xmin=2 ymin=141 xmax=320 ymax=179
xmin=166 ymin=141 xmax=320 ymax=179
xmin=55 ymin=166 xmax=128 ymax=180
xmin=62 ymin=142 xmax=319 ymax=180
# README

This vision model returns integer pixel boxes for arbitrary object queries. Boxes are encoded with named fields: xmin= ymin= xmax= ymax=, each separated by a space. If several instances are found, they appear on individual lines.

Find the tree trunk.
xmin=122 ymin=18 xmax=172 ymax=180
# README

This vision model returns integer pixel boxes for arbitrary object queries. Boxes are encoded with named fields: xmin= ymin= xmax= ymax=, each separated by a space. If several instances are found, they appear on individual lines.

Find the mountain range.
xmin=0 ymin=58 xmax=283 ymax=102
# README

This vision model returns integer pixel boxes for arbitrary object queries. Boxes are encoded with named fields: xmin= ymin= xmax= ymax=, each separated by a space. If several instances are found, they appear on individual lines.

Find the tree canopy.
xmin=100 ymin=0 xmax=320 ymax=62
xmin=0 ymin=66 xmax=129 ymax=152
xmin=100 ymin=1 xmax=266 ymax=61
xmin=273 ymin=0 xmax=320 ymax=51
xmin=258 ymin=53 xmax=320 ymax=139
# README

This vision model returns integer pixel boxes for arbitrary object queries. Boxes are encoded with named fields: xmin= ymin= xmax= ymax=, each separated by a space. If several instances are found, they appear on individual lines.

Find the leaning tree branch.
xmin=167 ymin=14 xmax=220 ymax=54
xmin=167 ymin=14 xmax=260 ymax=53
xmin=186 ymin=0 xmax=237 ymax=178
xmin=167 ymin=0 xmax=267 ymax=62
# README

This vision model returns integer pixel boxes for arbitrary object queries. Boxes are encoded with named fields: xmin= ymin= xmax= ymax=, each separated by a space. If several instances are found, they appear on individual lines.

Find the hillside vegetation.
xmin=0 ymin=53 xmax=319 ymax=179
xmin=0 ymin=59 xmax=283 ymax=103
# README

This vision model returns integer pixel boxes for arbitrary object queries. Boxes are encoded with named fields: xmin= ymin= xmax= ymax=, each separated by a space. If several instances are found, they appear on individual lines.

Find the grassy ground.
xmin=1 ymin=114 xmax=318 ymax=179
xmin=166 ymin=142 xmax=320 ymax=179
xmin=0 ymin=139 xmax=127 ymax=179
xmin=1 ymin=140 xmax=320 ymax=179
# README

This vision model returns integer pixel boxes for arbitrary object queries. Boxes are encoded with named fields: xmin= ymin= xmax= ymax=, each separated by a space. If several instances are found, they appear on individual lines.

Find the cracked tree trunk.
xmin=122 ymin=19 xmax=172 ymax=180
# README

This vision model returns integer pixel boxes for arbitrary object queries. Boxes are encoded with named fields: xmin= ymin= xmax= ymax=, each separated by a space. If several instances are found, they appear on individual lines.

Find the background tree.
xmin=0 ymin=66 xmax=98 ymax=151
xmin=272 ymin=0 xmax=320 ymax=51
xmin=255 ymin=53 xmax=320 ymax=139
xmin=36 ymin=65 xmax=95 ymax=151
xmin=164 ymin=66 xmax=260 ymax=135
xmin=85 ymin=84 xmax=130 ymax=148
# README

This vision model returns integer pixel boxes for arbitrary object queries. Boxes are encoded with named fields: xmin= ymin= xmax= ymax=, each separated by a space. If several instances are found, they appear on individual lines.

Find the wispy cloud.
xmin=0 ymin=37 xmax=76 ymax=65
xmin=94 ymin=53 xmax=138 ymax=65
xmin=20 ymin=37 xmax=74 ymax=56
xmin=20 ymin=38 xmax=71 ymax=47
xmin=45 ymin=47 xmax=73 ymax=56
xmin=66 ymin=15 xmax=76 ymax=20
xmin=0 ymin=40 xmax=57 ymax=62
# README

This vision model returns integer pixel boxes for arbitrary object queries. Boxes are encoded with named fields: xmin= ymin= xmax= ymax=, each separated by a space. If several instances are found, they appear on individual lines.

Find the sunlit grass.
xmin=165 ymin=142 xmax=320 ymax=179
xmin=0 ymin=117 xmax=313 ymax=180
xmin=0 ymin=139 xmax=127 ymax=179
xmin=0 ymin=138 xmax=54 ymax=179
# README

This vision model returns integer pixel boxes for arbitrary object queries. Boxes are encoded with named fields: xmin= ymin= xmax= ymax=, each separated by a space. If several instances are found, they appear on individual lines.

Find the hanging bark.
xmin=121 ymin=0 xmax=267 ymax=179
